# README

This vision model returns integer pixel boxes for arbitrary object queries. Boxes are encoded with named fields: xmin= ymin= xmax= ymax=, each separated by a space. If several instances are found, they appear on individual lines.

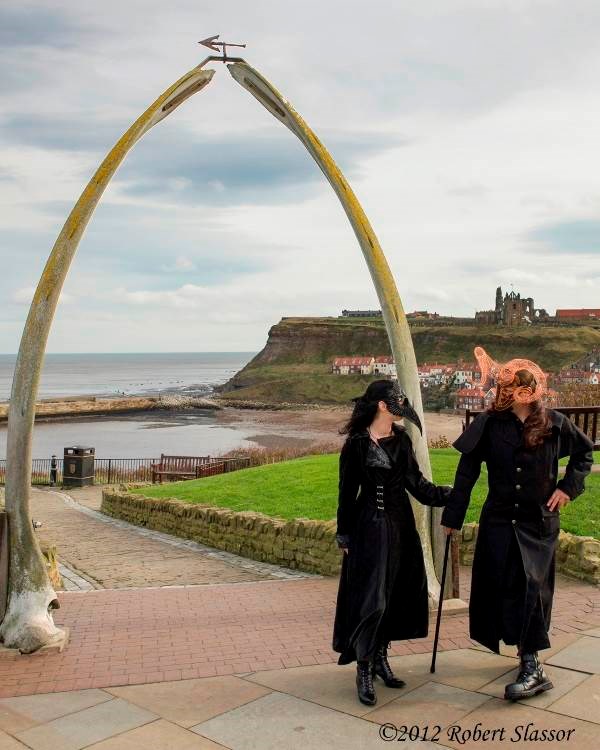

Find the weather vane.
xmin=199 ymin=34 xmax=246 ymax=62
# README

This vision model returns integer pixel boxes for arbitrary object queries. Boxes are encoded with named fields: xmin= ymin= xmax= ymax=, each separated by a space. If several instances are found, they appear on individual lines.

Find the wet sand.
xmin=216 ymin=406 xmax=464 ymax=450
xmin=0 ymin=402 xmax=465 ymax=459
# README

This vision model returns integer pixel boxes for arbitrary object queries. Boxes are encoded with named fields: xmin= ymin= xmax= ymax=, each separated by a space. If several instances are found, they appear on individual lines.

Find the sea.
xmin=0 ymin=352 xmax=259 ymax=459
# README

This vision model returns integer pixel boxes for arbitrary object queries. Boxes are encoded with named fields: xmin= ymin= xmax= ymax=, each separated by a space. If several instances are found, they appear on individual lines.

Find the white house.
xmin=332 ymin=356 xmax=375 ymax=375
xmin=374 ymin=356 xmax=397 ymax=376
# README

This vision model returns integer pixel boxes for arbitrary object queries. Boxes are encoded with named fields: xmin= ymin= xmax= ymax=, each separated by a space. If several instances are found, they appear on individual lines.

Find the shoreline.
xmin=0 ymin=396 xmax=466 ymax=452
xmin=0 ymin=394 xmax=220 ymax=423
xmin=217 ymin=404 xmax=465 ymax=449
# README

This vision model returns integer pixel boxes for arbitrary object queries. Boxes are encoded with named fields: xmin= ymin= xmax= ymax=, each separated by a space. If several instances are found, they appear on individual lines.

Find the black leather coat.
xmin=441 ymin=408 xmax=594 ymax=654
xmin=332 ymin=423 xmax=451 ymax=664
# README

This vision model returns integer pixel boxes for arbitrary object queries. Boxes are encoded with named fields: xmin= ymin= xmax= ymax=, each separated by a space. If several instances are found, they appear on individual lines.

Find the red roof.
xmin=556 ymin=309 xmax=600 ymax=318
xmin=375 ymin=356 xmax=393 ymax=363
xmin=333 ymin=356 xmax=373 ymax=366
xmin=456 ymin=388 xmax=486 ymax=397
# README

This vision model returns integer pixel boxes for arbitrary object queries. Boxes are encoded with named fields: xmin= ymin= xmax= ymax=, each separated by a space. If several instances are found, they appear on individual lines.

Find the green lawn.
xmin=132 ymin=450 xmax=600 ymax=539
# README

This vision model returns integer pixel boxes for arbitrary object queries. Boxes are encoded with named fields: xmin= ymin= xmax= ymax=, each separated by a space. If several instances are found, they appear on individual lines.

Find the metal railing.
xmin=465 ymin=406 xmax=600 ymax=449
xmin=0 ymin=456 xmax=251 ymax=486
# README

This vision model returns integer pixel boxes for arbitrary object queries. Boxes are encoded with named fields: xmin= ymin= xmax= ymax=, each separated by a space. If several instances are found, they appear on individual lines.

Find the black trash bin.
xmin=63 ymin=446 xmax=95 ymax=487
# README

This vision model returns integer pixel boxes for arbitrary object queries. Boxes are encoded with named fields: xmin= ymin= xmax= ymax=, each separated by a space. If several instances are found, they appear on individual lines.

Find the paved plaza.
xmin=0 ymin=487 xmax=597 ymax=748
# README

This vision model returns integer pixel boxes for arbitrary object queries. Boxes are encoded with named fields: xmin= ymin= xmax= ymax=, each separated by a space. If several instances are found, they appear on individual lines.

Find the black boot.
xmin=504 ymin=652 xmax=553 ymax=701
xmin=356 ymin=660 xmax=377 ymax=705
xmin=371 ymin=642 xmax=406 ymax=688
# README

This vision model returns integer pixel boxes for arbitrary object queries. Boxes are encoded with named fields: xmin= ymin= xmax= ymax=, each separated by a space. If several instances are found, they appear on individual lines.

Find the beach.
xmin=216 ymin=405 xmax=464 ymax=450
xmin=0 ymin=402 xmax=464 ymax=459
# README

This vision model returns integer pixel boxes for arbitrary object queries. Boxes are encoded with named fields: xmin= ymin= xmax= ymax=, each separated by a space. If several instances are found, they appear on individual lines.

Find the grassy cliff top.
xmin=218 ymin=317 xmax=600 ymax=404
xmin=253 ymin=317 xmax=600 ymax=367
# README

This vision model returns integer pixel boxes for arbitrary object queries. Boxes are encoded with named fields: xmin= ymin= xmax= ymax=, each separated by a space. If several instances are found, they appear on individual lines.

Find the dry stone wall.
xmin=101 ymin=489 xmax=342 ymax=576
xmin=101 ymin=489 xmax=600 ymax=584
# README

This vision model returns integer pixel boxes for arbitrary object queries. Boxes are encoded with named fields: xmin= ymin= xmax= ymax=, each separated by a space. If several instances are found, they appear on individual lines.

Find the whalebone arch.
xmin=2 ymin=60 xmax=447 ymax=653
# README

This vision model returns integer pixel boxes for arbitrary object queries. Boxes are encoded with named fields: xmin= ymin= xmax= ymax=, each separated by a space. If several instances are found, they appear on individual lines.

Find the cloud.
xmin=0 ymin=111 xmax=407 ymax=206
xmin=113 ymin=128 xmax=407 ymax=207
xmin=3 ymin=0 xmax=600 ymax=352
xmin=527 ymin=219 xmax=600 ymax=255
xmin=446 ymin=183 xmax=489 ymax=198
xmin=0 ymin=114 xmax=129 ymax=152
xmin=161 ymin=256 xmax=195 ymax=271
xmin=0 ymin=5 xmax=93 ymax=49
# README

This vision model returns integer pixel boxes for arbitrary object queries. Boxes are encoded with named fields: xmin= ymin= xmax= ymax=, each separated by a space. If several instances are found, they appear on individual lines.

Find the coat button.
xmin=514 ymin=503 xmax=519 ymax=508
xmin=515 ymin=485 xmax=521 ymax=490
xmin=516 ymin=467 xmax=522 ymax=473
xmin=512 ymin=519 xmax=517 ymax=525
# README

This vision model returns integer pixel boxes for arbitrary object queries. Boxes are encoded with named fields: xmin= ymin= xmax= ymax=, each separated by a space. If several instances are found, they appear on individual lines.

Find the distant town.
xmin=332 ymin=349 xmax=600 ymax=410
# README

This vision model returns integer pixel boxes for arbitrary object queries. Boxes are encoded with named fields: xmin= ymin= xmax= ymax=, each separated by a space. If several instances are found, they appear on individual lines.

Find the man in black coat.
xmin=441 ymin=348 xmax=594 ymax=701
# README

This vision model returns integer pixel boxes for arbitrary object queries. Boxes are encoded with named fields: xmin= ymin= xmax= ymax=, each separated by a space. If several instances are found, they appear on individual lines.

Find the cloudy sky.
xmin=2 ymin=0 xmax=599 ymax=353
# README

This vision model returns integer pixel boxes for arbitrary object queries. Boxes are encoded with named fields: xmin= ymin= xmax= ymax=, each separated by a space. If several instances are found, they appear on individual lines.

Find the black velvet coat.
xmin=332 ymin=424 xmax=451 ymax=665
xmin=441 ymin=408 xmax=594 ymax=654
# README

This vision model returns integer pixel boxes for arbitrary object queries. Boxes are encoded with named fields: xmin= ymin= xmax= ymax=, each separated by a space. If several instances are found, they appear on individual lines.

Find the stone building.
xmin=373 ymin=356 xmax=397 ymax=376
xmin=475 ymin=286 xmax=550 ymax=326
xmin=341 ymin=309 xmax=382 ymax=318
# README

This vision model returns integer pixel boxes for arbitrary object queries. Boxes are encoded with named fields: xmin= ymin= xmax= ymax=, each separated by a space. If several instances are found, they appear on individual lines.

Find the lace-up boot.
xmin=356 ymin=660 xmax=377 ymax=705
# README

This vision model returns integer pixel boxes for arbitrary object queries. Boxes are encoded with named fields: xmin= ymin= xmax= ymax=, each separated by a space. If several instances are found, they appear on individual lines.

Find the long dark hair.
xmin=339 ymin=379 xmax=394 ymax=437
xmin=521 ymin=400 xmax=553 ymax=449
xmin=490 ymin=368 xmax=552 ymax=449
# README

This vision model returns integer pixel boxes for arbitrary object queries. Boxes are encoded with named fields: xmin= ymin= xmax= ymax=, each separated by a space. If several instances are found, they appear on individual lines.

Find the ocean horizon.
xmin=0 ymin=351 xmax=259 ymax=458
xmin=0 ymin=351 xmax=257 ymax=402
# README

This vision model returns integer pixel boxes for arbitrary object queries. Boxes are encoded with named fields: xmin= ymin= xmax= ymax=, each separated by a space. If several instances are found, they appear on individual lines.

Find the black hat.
xmin=352 ymin=379 xmax=423 ymax=435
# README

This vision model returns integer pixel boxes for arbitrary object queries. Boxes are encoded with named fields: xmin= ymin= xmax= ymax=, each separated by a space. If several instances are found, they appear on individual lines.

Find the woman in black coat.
xmin=332 ymin=379 xmax=452 ymax=706
xmin=441 ymin=348 xmax=594 ymax=702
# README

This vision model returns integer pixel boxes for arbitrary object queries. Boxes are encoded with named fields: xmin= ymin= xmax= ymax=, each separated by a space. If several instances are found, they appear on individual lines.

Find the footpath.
xmin=0 ymin=487 xmax=598 ymax=749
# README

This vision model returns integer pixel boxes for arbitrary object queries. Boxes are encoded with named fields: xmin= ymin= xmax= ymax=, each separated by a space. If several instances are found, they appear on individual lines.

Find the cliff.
xmin=218 ymin=317 xmax=600 ymax=405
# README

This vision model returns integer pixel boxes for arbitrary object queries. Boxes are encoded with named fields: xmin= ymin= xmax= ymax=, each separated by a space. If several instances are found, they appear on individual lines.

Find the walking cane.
xmin=430 ymin=533 xmax=452 ymax=673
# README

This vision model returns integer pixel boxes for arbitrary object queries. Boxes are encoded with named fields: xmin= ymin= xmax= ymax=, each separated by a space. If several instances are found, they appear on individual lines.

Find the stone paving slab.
xmin=106 ymin=676 xmax=272 ymax=728
xmin=469 ymin=631 xmax=582 ymax=663
xmin=364 ymin=681 xmax=491 ymax=731
xmin=245 ymin=661 xmax=406 ymax=717
xmin=546 ymin=635 xmax=600 ymax=674
xmin=442 ymin=697 xmax=599 ymax=750
xmin=88 ymin=719 xmax=225 ymax=750
xmin=14 ymin=698 xmax=157 ymax=750
xmin=387 ymin=649 xmax=518 ymax=692
xmin=544 ymin=674 xmax=600 ymax=723
xmin=0 ymin=635 xmax=598 ymax=749
xmin=190 ymin=691 xmax=447 ymax=750
xmin=0 ymin=730 xmax=27 ymax=750
xmin=0 ymin=690 xmax=111 ymax=734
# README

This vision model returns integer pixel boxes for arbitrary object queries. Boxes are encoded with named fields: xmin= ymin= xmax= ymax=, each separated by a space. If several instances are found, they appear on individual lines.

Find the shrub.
xmin=428 ymin=434 xmax=452 ymax=448
xmin=219 ymin=441 xmax=340 ymax=467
